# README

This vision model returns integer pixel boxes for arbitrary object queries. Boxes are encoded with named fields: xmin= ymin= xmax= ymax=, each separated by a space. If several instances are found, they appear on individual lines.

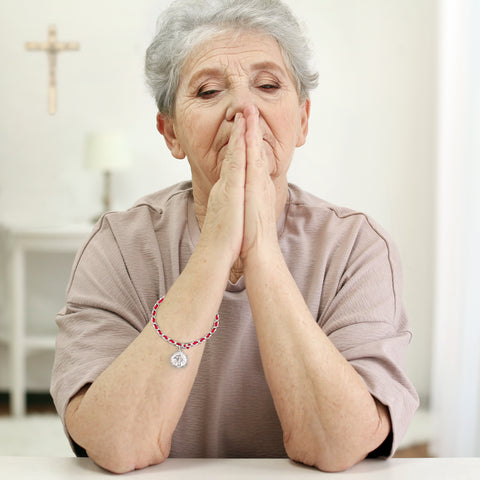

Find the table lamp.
xmin=85 ymin=132 xmax=131 ymax=220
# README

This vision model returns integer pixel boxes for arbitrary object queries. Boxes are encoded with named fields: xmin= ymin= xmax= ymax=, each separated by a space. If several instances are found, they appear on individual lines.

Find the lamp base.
xmin=91 ymin=170 xmax=113 ymax=223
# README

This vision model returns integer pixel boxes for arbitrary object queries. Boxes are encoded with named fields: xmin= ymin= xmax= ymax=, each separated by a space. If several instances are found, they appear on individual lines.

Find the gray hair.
xmin=145 ymin=0 xmax=318 ymax=116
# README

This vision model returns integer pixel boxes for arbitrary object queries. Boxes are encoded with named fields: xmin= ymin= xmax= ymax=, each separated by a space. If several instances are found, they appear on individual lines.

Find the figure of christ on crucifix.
xmin=25 ymin=25 xmax=80 ymax=115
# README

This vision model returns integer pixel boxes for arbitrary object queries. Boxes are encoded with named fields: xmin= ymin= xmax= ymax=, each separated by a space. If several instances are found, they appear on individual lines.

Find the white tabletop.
xmin=1 ymin=457 xmax=479 ymax=479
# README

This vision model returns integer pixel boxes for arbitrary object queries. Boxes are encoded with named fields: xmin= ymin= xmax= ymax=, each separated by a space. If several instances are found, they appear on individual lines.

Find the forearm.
xmin=66 ymin=240 xmax=232 ymax=473
xmin=244 ymin=249 xmax=390 ymax=471
xmin=66 ymin=110 xmax=249 ymax=473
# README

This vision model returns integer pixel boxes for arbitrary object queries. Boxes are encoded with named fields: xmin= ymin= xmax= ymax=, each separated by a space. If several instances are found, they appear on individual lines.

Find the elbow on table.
xmin=283 ymin=402 xmax=391 ymax=472
xmin=66 ymin=407 xmax=171 ymax=472
xmin=286 ymin=446 xmax=364 ymax=473
xmin=283 ymin=433 xmax=367 ymax=473
xmin=86 ymin=441 xmax=170 ymax=474
xmin=312 ymin=454 xmax=365 ymax=473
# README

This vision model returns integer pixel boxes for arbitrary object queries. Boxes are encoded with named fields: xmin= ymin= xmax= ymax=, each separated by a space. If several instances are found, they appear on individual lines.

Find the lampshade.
xmin=84 ymin=132 xmax=131 ymax=171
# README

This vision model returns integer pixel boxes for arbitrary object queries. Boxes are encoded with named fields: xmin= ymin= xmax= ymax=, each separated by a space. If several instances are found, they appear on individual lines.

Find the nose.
xmin=225 ymin=85 xmax=256 ymax=121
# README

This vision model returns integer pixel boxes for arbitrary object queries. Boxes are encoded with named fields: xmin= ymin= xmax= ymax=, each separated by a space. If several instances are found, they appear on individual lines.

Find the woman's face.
xmin=158 ymin=30 xmax=310 ymax=206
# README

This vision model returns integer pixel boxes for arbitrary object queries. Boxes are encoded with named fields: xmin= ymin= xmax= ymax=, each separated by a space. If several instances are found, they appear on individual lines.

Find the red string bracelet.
xmin=150 ymin=296 xmax=220 ymax=368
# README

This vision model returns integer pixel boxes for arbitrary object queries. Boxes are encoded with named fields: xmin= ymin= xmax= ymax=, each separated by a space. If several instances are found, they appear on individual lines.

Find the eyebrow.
xmin=187 ymin=67 xmax=224 ymax=90
xmin=187 ymin=60 xmax=288 ymax=90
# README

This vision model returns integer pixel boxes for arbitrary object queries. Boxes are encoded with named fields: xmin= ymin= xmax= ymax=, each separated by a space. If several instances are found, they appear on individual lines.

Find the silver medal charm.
xmin=170 ymin=347 xmax=188 ymax=368
xmin=151 ymin=297 xmax=219 ymax=369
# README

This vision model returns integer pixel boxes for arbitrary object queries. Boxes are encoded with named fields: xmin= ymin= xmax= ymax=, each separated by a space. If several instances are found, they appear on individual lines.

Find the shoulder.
xmin=288 ymin=183 xmax=405 ymax=311
xmin=130 ymin=180 xmax=193 ymax=215
xmin=285 ymin=184 xmax=404 ymax=299
xmin=72 ymin=181 xmax=193 ymax=271
xmin=286 ymin=183 xmax=392 ymax=245
xmin=88 ymin=181 xmax=193 ymax=236
xmin=67 ymin=182 xmax=193 ymax=300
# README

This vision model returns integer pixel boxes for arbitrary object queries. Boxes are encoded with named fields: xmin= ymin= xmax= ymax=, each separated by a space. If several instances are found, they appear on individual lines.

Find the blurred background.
xmin=0 ymin=0 xmax=478 ymax=458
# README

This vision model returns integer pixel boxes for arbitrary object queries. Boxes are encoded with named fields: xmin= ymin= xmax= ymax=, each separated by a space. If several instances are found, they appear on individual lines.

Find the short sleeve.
xmin=319 ymin=213 xmax=419 ymax=457
xmin=50 ymin=216 xmax=152 ymax=426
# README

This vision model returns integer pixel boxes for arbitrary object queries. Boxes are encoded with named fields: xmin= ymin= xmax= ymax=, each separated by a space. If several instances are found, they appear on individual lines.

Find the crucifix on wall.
xmin=25 ymin=25 xmax=80 ymax=115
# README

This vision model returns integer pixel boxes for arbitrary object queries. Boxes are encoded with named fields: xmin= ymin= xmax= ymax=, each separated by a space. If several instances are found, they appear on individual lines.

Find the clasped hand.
xmin=201 ymin=105 xmax=281 ymax=272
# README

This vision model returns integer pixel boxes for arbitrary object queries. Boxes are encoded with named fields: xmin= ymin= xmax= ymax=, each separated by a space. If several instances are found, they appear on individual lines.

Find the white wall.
xmin=430 ymin=0 xmax=480 ymax=457
xmin=0 ymin=0 xmax=436 ymax=404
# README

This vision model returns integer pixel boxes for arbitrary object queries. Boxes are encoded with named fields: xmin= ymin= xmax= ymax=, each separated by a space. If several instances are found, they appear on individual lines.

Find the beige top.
xmin=51 ymin=181 xmax=419 ymax=458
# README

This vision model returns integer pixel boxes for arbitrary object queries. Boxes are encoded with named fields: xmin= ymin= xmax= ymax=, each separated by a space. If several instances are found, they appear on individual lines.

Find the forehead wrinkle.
xmin=182 ymin=34 xmax=289 ymax=86
xmin=187 ymin=66 xmax=226 ymax=90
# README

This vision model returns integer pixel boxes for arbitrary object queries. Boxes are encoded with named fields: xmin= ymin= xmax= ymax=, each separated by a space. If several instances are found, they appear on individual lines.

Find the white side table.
xmin=0 ymin=224 xmax=91 ymax=417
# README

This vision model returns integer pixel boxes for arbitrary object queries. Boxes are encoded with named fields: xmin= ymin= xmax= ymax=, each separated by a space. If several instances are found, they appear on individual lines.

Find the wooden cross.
xmin=25 ymin=25 xmax=80 ymax=115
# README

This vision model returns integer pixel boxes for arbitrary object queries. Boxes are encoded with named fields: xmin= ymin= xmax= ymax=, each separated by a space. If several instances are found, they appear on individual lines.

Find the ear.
xmin=156 ymin=112 xmax=186 ymax=159
xmin=296 ymin=99 xmax=311 ymax=148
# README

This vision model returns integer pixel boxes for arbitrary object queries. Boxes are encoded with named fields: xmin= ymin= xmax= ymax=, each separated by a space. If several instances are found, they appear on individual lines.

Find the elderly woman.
xmin=51 ymin=0 xmax=418 ymax=474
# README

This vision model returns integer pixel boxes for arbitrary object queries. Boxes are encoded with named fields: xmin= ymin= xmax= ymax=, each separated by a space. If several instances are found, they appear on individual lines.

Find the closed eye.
xmin=259 ymin=84 xmax=280 ymax=91
xmin=197 ymin=88 xmax=220 ymax=98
